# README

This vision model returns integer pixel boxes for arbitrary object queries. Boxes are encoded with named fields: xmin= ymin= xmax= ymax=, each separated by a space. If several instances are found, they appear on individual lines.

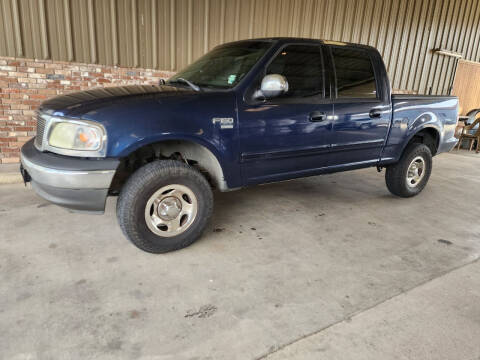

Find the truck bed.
xmin=380 ymin=94 xmax=459 ymax=163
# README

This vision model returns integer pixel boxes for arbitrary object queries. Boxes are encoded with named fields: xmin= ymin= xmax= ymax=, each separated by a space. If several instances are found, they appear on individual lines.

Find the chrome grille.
xmin=35 ymin=113 xmax=46 ymax=149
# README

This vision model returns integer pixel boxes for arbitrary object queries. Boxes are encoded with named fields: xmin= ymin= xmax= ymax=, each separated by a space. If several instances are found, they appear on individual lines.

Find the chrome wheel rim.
xmin=144 ymin=184 xmax=198 ymax=237
xmin=406 ymin=156 xmax=426 ymax=188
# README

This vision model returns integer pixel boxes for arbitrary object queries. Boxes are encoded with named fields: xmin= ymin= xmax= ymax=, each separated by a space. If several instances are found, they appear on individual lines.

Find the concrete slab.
xmin=0 ymin=163 xmax=22 ymax=184
xmin=264 ymin=260 xmax=480 ymax=360
xmin=0 ymin=152 xmax=479 ymax=360
xmin=450 ymin=148 xmax=480 ymax=159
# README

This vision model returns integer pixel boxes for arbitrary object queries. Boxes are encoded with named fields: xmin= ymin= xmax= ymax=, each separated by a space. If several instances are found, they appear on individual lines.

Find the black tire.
xmin=117 ymin=160 xmax=213 ymax=253
xmin=385 ymin=143 xmax=432 ymax=198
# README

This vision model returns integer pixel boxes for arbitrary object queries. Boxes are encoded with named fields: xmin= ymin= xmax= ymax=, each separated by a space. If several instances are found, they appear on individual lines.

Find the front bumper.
xmin=20 ymin=139 xmax=120 ymax=212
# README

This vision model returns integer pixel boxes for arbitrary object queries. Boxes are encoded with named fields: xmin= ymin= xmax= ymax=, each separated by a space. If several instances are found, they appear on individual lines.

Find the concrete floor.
xmin=0 ymin=151 xmax=479 ymax=360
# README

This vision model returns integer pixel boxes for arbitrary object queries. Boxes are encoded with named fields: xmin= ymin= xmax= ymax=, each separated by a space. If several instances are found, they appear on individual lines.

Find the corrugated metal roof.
xmin=1 ymin=0 xmax=479 ymax=94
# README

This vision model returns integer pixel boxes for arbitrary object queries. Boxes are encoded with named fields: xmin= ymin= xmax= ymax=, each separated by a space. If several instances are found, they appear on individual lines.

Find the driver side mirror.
xmin=253 ymin=74 xmax=289 ymax=100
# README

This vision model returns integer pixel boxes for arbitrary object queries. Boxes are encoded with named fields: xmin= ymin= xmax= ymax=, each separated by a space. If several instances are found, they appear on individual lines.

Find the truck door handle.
xmin=309 ymin=111 xmax=327 ymax=122
xmin=369 ymin=109 xmax=382 ymax=118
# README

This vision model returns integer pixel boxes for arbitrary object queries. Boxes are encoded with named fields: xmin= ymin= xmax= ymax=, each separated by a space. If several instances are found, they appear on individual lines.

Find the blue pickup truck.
xmin=20 ymin=38 xmax=458 ymax=253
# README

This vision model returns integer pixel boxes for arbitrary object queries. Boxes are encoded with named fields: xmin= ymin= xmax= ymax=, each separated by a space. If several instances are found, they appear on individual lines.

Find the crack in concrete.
xmin=255 ymin=256 xmax=480 ymax=360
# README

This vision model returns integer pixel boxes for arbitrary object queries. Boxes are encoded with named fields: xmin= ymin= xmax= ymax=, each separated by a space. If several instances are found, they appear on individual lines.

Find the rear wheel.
xmin=117 ymin=160 xmax=213 ymax=253
xmin=385 ymin=143 xmax=432 ymax=198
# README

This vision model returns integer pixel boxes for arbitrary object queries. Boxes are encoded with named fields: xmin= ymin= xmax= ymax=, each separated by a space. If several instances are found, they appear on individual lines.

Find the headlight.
xmin=49 ymin=122 xmax=104 ymax=151
xmin=42 ymin=117 xmax=107 ymax=157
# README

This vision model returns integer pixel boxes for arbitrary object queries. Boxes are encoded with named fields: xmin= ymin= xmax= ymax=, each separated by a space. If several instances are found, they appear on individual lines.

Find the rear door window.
xmin=331 ymin=47 xmax=377 ymax=99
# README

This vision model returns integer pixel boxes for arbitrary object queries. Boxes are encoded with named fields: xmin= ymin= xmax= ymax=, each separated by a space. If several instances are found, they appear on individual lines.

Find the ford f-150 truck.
xmin=20 ymin=38 xmax=459 ymax=253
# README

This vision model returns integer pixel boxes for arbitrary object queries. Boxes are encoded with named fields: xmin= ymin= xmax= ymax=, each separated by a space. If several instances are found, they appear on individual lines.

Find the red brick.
xmin=28 ymin=73 xmax=46 ymax=79
xmin=29 ymin=83 xmax=47 ymax=89
xmin=2 ymin=147 xmax=20 ymax=152
xmin=35 ymin=68 xmax=54 ymax=74
xmin=17 ymin=66 xmax=35 ymax=73
xmin=7 ymin=60 xmax=25 ymax=66
xmin=7 ymin=131 xmax=26 ymax=137
xmin=9 ymin=93 xmax=28 ymax=99
xmin=26 ymin=62 xmax=45 ymax=68
xmin=45 ymin=63 xmax=63 ymax=70
xmin=8 ymin=141 xmax=27 ymax=148
xmin=4 ymin=110 xmax=23 ymax=115
xmin=40 ymin=89 xmax=57 ymax=95
xmin=22 ymin=100 xmax=41 ymax=106
xmin=29 ymin=94 xmax=48 ymax=100
xmin=1 ymin=98 xmax=19 ymax=104
xmin=9 ymin=83 xmax=28 ymax=89
xmin=3 ymin=88 xmax=20 ymax=93
xmin=10 ymin=104 xmax=30 ymax=110
xmin=8 ymin=71 xmax=25 ymax=77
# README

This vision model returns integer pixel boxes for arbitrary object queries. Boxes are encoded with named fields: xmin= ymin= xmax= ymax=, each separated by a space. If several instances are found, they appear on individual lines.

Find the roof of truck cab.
xmin=219 ymin=37 xmax=378 ymax=51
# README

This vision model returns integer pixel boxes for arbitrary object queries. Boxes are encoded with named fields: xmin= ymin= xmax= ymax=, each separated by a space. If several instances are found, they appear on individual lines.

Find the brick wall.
xmin=0 ymin=56 xmax=174 ymax=164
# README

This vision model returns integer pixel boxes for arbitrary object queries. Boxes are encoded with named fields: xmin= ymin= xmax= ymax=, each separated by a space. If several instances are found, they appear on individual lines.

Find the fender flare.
xmin=119 ymin=135 xmax=230 ymax=191
xmin=400 ymin=124 xmax=441 ymax=156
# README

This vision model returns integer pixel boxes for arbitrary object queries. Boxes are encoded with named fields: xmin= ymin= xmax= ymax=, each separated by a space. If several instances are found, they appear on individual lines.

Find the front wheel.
xmin=385 ymin=143 xmax=432 ymax=198
xmin=117 ymin=160 xmax=213 ymax=253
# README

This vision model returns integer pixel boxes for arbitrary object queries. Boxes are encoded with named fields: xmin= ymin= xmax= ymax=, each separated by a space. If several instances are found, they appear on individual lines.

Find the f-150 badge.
xmin=212 ymin=117 xmax=234 ymax=129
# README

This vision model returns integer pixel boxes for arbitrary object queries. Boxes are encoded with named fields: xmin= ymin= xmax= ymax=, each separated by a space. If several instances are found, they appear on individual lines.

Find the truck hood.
xmin=36 ymin=84 xmax=237 ymax=159
xmin=39 ymin=85 xmax=196 ymax=117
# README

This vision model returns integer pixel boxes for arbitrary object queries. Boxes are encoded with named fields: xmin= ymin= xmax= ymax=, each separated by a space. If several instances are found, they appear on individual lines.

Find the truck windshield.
xmin=168 ymin=41 xmax=272 ymax=89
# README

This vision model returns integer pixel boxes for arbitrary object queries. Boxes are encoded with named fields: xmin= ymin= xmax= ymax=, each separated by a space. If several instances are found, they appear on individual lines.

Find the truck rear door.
xmin=327 ymin=46 xmax=392 ymax=167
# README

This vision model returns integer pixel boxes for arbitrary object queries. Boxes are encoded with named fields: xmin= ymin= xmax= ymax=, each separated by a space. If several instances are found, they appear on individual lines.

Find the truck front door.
xmin=238 ymin=43 xmax=333 ymax=185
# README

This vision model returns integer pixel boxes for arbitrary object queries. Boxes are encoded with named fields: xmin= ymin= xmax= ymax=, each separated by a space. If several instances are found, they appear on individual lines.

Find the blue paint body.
xmin=39 ymin=38 xmax=458 ymax=190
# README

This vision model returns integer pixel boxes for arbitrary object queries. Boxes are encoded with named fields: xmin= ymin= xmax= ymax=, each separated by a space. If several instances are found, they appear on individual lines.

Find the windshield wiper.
xmin=169 ymin=78 xmax=201 ymax=92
